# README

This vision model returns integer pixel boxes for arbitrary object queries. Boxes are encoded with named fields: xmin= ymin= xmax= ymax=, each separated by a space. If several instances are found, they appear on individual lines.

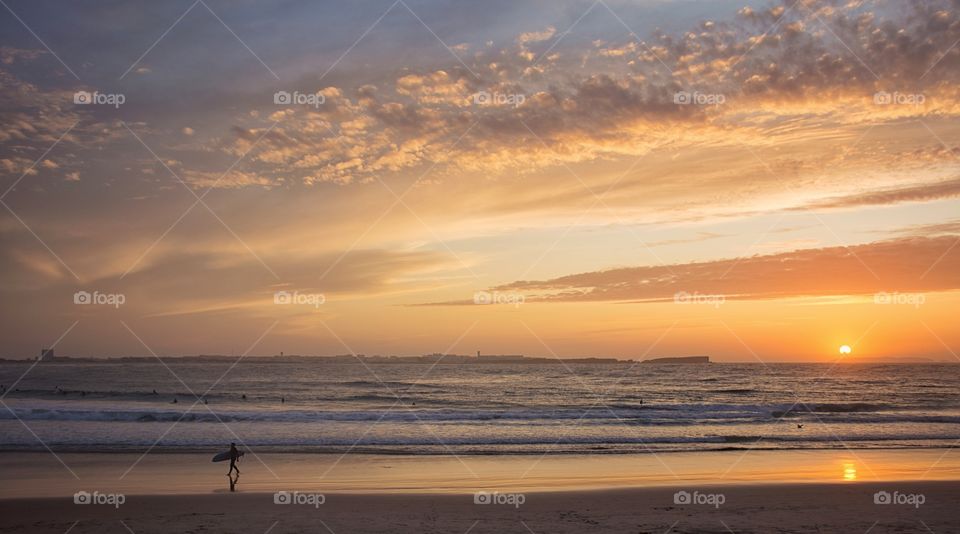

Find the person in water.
xmin=228 ymin=442 xmax=241 ymax=476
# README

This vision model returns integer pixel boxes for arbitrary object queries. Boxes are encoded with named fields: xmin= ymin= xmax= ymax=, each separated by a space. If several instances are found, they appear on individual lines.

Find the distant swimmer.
xmin=280 ymin=396 xmax=285 ymax=404
xmin=242 ymin=394 xmax=247 ymax=400
xmin=797 ymin=424 xmax=804 ymax=429
xmin=172 ymin=398 xmax=178 ymax=404
xmin=203 ymin=398 xmax=208 ymax=405
xmin=152 ymin=389 xmax=158 ymax=395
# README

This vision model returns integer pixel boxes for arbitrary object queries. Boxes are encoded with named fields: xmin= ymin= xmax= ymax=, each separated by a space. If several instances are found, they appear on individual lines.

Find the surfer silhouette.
xmin=228 ymin=443 xmax=241 ymax=476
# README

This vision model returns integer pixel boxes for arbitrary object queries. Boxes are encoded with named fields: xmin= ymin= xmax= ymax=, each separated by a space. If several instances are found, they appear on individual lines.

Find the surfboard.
xmin=212 ymin=450 xmax=244 ymax=462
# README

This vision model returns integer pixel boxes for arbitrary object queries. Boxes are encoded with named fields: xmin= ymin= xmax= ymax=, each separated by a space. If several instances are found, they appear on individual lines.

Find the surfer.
xmin=228 ymin=443 xmax=241 ymax=475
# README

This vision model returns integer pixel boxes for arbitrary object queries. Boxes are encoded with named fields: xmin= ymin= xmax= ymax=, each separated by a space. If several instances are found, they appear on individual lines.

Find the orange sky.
xmin=0 ymin=0 xmax=958 ymax=361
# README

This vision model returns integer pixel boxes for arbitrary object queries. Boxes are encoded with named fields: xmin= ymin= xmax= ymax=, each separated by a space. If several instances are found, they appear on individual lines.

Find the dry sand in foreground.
xmin=0 ymin=481 xmax=954 ymax=534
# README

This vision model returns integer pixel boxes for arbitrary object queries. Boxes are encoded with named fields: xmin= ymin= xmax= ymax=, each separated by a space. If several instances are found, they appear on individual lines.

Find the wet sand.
xmin=0 ymin=449 xmax=957 ymax=532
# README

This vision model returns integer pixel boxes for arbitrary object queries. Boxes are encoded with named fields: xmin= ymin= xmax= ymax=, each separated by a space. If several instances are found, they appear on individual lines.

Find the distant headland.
xmin=640 ymin=356 xmax=711 ymax=364
xmin=0 ymin=352 xmax=712 ymax=364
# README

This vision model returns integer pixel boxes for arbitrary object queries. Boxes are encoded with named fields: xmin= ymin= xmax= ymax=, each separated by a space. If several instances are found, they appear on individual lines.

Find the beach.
xmin=0 ymin=449 xmax=957 ymax=532
xmin=1 ymin=482 xmax=955 ymax=533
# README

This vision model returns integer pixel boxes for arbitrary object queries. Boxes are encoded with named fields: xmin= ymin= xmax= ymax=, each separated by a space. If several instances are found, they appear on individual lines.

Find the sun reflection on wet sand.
xmin=842 ymin=462 xmax=857 ymax=481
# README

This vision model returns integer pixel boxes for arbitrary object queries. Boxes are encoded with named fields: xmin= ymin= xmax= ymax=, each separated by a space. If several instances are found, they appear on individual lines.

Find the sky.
xmin=1 ymin=0 xmax=958 ymax=361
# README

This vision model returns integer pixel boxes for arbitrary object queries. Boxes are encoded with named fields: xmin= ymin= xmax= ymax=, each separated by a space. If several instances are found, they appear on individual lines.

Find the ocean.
xmin=1 ymin=361 xmax=958 ymax=454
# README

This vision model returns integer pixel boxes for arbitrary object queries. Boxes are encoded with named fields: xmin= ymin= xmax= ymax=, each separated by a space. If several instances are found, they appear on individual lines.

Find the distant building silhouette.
xmin=40 ymin=348 xmax=55 ymax=361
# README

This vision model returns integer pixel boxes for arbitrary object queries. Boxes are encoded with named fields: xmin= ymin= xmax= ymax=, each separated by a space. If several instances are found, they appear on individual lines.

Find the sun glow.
xmin=839 ymin=345 xmax=852 ymax=355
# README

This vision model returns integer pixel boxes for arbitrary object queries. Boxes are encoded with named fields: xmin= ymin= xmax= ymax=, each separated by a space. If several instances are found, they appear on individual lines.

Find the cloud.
xmin=432 ymin=235 xmax=960 ymax=304
xmin=209 ymin=0 xmax=960 ymax=193
xmin=800 ymin=177 xmax=960 ymax=210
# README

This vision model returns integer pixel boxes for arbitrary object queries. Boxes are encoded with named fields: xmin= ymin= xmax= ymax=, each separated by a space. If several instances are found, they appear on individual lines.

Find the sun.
xmin=839 ymin=345 xmax=852 ymax=355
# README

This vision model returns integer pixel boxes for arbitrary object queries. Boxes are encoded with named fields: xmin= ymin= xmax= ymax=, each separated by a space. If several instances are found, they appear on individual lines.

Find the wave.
xmin=5 ymin=404 xmax=960 ymax=426
xmin=770 ymin=403 xmax=894 ymax=417
xmin=1 ymin=434 xmax=959 ymax=452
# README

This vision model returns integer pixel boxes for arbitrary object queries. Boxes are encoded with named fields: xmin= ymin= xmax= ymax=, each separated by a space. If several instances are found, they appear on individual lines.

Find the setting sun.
xmin=839 ymin=345 xmax=853 ymax=355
